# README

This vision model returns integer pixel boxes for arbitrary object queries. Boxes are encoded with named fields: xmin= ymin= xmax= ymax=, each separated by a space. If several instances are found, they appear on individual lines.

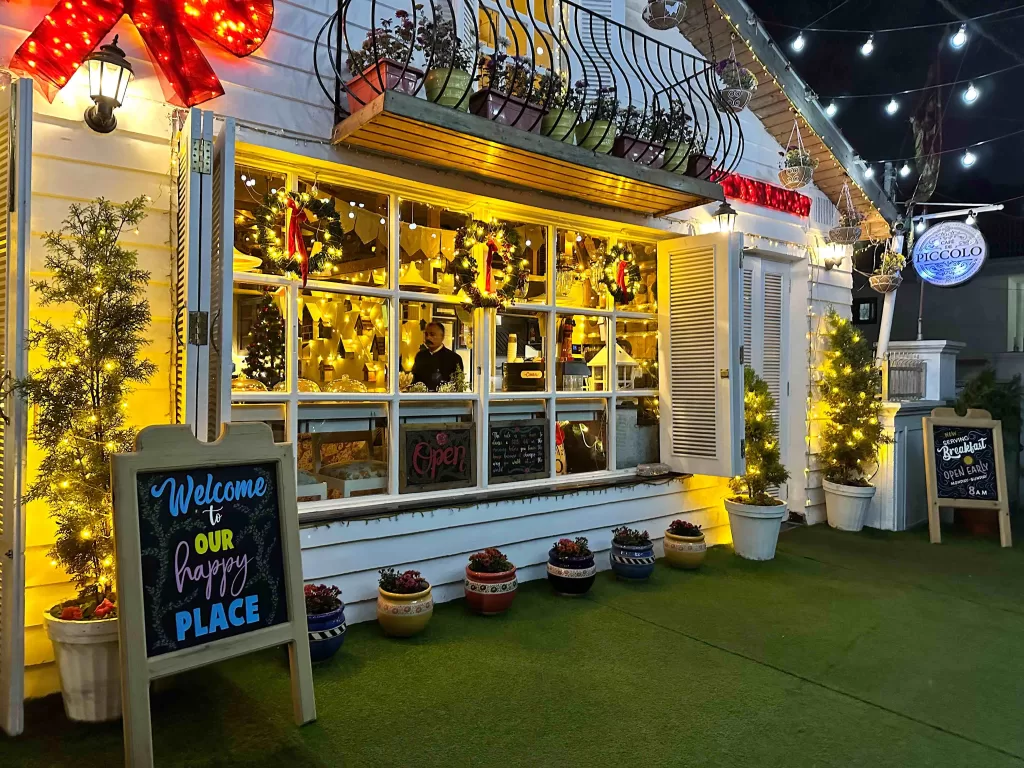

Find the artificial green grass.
xmin=5 ymin=525 xmax=1024 ymax=767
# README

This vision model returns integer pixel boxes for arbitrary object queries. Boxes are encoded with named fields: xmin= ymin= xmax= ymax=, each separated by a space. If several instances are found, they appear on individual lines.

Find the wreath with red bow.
xmin=597 ymin=244 xmax=643 ymax=304
xmin=255 ymin=190 xmax=345 ymax=286
xmin=449 ymin=220 xmax=530 ymax=308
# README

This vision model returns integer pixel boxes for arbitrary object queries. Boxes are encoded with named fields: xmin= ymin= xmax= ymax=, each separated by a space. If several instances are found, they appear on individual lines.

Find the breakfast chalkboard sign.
xmin=922 ymin=408 xmax=1011 ymax=548
xmin=490 ymin=419 xmax=548 ymax=483
xmin=112 ymin=424 xmax=315 ymax=768
xmin=400 ymin=423 xmax=476 ymax=492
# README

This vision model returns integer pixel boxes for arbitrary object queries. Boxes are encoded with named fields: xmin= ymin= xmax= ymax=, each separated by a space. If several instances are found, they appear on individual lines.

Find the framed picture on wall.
xmin=853 ymin=297 xmax=878 ymax=325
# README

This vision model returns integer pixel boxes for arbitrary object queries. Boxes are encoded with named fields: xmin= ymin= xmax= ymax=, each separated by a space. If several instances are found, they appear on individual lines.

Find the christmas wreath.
xmin=449 ymin=219 xmax=530 ymax=308
xmin=255 ymin=189 xmax=345 ymax=286
xmin=597 ymin=244 xmax=642 ymax=304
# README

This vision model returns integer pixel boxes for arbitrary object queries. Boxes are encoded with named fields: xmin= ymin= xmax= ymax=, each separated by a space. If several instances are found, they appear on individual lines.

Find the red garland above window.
xmin=9 ymin=0 xmax=274 ymax=108
xmin=715 ymin=173 xmax=812 ymax=218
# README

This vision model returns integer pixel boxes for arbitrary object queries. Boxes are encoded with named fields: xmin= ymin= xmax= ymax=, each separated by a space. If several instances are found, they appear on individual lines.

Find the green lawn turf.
xmin=5 ymin=524 xmax=1024 ymax=767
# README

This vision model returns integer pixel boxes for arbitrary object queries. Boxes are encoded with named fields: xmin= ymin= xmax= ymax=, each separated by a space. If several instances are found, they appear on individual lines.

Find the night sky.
xmin=742 ymin=0 xmax=1024 ymax=253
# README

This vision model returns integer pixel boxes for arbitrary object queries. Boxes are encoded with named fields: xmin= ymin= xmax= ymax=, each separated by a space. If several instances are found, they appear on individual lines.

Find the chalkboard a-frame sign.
xmin=922 ymin=408 xmax=1012 ymax=548
xmin=112 ymin=423 xmax=316 ymax=768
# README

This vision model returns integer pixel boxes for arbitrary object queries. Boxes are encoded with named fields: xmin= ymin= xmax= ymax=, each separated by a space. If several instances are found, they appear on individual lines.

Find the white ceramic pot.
xmin=44 ymin=613 xmax=121 ymax=722
xmin=724 ymin=498 xmax=786 ymax=561
xmin=823 ymin=479 xmax=876 ymax=532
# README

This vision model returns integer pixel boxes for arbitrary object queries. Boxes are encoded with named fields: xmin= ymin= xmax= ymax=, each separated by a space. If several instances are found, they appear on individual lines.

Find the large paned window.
xmin=228 ymin=160 xmax=661 ymax=510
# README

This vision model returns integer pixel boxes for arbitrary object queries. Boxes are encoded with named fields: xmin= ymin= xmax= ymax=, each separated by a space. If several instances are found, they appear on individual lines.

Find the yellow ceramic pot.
xmin=663 ymin=530 xmax=707 ymax=570
xmin=377 ymin=586 xmax=433 ymax=637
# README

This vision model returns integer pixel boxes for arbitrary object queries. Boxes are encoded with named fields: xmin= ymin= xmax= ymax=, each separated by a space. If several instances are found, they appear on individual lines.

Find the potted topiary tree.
xmin=418 ymin=14 xmax=477 ymax=110
xmin=819 ymin=308 xmax=886 ymax=531
xmin=725 ymin=368 xmax=790 ymax=560
xmin=609 ymin=526 xmax=656 ymax=580
xmin=305 ymin=584 xmax=346 ymax=662
xmin=663 ymin=519 xmax=706 ymax=569
xmin=18 ymin=196 xmax=155 ymax=722
xmin=377 ymin=568 xmax=433 ymax=637
xmin=547 ymin=537 xmax=597 ymax=595
xmin=344 ymin=9 xmax=423 ymax=113
xmin=464 ymin=547 xmax=518 ymax=615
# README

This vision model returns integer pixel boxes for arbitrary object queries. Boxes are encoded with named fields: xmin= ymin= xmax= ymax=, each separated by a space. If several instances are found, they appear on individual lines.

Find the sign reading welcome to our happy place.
xmin=112 ymin=423 xmax=315 ymax=768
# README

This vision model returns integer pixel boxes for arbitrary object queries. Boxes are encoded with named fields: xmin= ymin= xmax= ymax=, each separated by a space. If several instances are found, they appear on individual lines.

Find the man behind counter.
xmin=411 ymin=321 xmax=464 ymax=391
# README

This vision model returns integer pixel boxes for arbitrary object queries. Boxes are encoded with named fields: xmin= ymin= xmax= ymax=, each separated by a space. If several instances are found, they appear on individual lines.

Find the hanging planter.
xmin=869 ymin=250 xmax=906 ymax=293
xmin=642 ymin=0 xmax=688 ymax=30
xmin=777 ymin=121 xmax=818 ymax=190
xmin=829 ymin=183 xmax=866 ymax=244
xmin=714 ymin=47 xmax=757 ymax=113
xmin=869 ymin=272 xmax=903 ymax=293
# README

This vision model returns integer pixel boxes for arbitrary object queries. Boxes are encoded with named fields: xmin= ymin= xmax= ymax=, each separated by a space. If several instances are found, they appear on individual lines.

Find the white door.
xmin=742 ymin=255 xmax=790 ymax=499
xmin=657 ymin=231 xmax=744 ymax=477
xmin=0 ymin=78 xmax=32 ymax=737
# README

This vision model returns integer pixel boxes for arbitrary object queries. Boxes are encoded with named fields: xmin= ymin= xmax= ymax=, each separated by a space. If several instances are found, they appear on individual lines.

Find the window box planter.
xmin=468 ymin=89 xmax=545 ymax=132
xmin=424 ymin=67 xmax=472 ymax=110
xmin=307 ymin=605 xmax=347 ymax=662
xmin=377 ymin=585 xmax=434 ymax=637
xmin=663 ymin=529 xmax=707 ymax=569
xmin=540 ymin=107 xmax=578 ymax=143
xmin=611 ymin=135 xmax=666 ymax=167
xmin=609 ymin=540 xmax=656 ymax=580
xmin=44 ymin=613 xmax=121 ymax=722
xmin=575 ymin=119 xmax=616 ymax=154
xmin=464 ymin=566 xmax=519 ymax=615
xmin=345 ymin=58 xmax=423 ymax=114
xmin=686 ymin=152 xmax=714 ymax=180
xmin=823 ymin=479 xmax=876 ymax=532
xmin=547 ymin=550 xmax=597 ymax=595
xmin=724 ymin=498 xmax=786 ymax=561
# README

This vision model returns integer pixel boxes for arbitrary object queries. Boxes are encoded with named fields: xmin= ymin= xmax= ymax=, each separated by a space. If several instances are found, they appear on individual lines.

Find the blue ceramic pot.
xmin=307 ymin=605 xmax=346 ymax=662
xmin=547 ymin=550 xmax=597 ymax=595
xmin=610 ymin=541 xmax=655 ymax=580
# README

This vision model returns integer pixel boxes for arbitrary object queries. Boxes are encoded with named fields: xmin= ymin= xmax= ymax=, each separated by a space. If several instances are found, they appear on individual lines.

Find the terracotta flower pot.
xmin=44 ymin=613 xmax=121 ymax=722
xmin=663 ymin=530 xmax=707 ymax=569
xmin=307 ymin=605 xmax=346 ymax=662
xmin=464 ymin=566 xmax=518 ymax=615
xmin=345 ymin=58 xmax=423 ymax=114
xmin=612 ymin=134 xmax=666 ymax=167
xmin=575 ymin=119 xmax=616 ymax=154
xmin=469 ymin=89 xmax=545 ymax=132
xmin=547 ymin=550 xmax=597 ymax=595
xmin=609 ymin=540 xmax=656 ymax=580
xmin=540 ymin=107 xmax=578 ymax=143
xmin=377 ymin=585 xmax=433 ymax=637
xmin=424 ymin=68 xmax=472 ymax=110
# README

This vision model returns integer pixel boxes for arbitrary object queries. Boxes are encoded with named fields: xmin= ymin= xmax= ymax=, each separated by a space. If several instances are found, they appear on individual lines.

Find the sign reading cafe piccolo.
xmin=912 ymin=221 xmax=988 ymax=288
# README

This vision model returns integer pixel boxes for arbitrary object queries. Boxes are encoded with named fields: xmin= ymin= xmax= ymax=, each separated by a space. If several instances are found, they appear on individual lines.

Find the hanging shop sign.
xmin=922 ymin=407 xmax=1011 ymax=548
xmin=400 ymin=423 xmax=477 ymax=492
xmin=912 ymin=221 xmax=988 ymax=287
xmin=111 ymin=423 xmax=314 ymax=768
xmin=489 ymin=420 xmax=548 ymax=483
xmin=716 ymin=173 xmax=812 ymax=217
xmin=10 ymin=0 xmax=274 ymax=107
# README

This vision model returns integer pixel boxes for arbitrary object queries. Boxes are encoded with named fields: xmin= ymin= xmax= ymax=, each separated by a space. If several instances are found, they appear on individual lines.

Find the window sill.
xmin=297 ymin=470 xmax=691 ymax=526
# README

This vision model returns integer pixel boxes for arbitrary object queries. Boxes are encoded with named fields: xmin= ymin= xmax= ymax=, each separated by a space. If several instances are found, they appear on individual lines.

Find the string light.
xmin=863 ymin=166 xmax=874 ymax=179
xmin=962 ymin=82 xmax=979 ymax=104
xmin=915 ymin=219 xmax=925 ymax=233
xmin=966 ymin=210 xmax=976 ymax=225
xmin=860 ymin=35 xmax=874 ymax=56
xmin=950 ymin=23 xmax=968 ymax=49
xmin=885 ymin=98 xmax=899 ymax=115
xmin=961 ymin=149 xmax=977 ymax=168
xmin=899 ymin=162 xmax=911 ymax=177
xmin=791 ymin=32 xmax=806 ymax=52
xmin=825 ymin=101 xmax=837 ymax=117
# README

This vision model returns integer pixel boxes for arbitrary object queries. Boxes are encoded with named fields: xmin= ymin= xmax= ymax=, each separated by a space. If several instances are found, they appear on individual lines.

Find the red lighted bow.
xmin=616 ymin=260 xmax=628 ymax=296
xmin=285 ymin=197 xmax=310 ymax=286
xmin=484 ymin=238 xmax=499 ymax=293
xmin=9 ymin=0 xmax=274 ymax=107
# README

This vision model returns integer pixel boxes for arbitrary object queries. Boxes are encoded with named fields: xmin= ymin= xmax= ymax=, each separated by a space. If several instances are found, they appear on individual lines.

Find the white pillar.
xmin=875 ymin=289 xmax=898 ymax=366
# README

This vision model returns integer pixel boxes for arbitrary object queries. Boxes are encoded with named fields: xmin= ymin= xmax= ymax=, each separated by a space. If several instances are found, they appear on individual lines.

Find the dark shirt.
xmin=411 ymin=345 xmax=464 ymax=391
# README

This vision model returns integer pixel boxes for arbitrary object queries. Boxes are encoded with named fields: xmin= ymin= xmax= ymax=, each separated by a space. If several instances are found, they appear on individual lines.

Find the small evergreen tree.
xmin=242 ymin=293 xmax=286 ymax=389
xmin=16 ymin=197 xmax=155 ymax=608
xmin=818 ymin=307 xmax=886 ymax=485
xmin=730 ymin=367 xmax=789 ymax=504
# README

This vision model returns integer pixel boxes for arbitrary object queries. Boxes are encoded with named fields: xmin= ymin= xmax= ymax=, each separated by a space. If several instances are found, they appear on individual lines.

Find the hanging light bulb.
xmin=962 ymin=149 xmax=977 ymax=167
xmin=915 ymin=219 xmax=925 ymax=233
xmin=966 ymin=210 xmax=976 ymax=225
xmin=864 ymin=165 xmax=875 ymax=179
xmin=899 ymin=162 xmax=911 ymax=177
xmin=825 ymin=101 xmax=837 ymax=117
xmin=860 ymin=35 xmax=874 ymax=56
xmin=962 ymin=82 xmax=979 ymax=104
xmin=791 ymin=32 xmax=806 ymax=52
xmin=885 ymin=98 xmax=899 ymax=115
xmin=950 ymin=23 xmax=967 ymax=49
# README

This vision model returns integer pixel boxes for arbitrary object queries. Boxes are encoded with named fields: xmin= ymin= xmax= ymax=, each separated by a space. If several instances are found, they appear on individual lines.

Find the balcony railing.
xmin=314 ymin=0 xmax=743 ymax=177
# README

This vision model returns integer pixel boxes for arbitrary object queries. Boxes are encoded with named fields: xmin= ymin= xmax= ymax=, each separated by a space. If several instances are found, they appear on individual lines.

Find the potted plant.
xmin=663 ymin=519 xmax=706 ymax=569
xmin=418 ymin=15 xmax=477 ymax=110
xmin=778 ymin=146 xmax=818 ymax=190
xmin=685 ymin=130 xmax=714 ymax=179
xmin=612 ymin=105 xmax=666 ymax=167
xmin=659 ymin=100 xmax=694 ymax=174
xmin=536 ymin=71 xmax=577 ymax=142
xmin=464 ymin=547 xmax=518 ymax=615
xmin=829 ymin=202 xmax=865 ymax=245
xmin=571 ymin=81 xmax=619 ymax=153
xmin=819 ymin=308 xmax=887 ymax=531
xmin=470 ymin=47 xmax=544 ymax=132
xmin=641 ymin=0 xmax=688 ymax=30
xmin=377 ymin=567 xmax=433 ymax=637
xmin=344 ymin=8 xmax=422 ymax=114
xmin=725 ymin=368 xmax=791 ymax=560
xmin=18 ymin=196 xmax=155 ymax=722
xmin=714 ymin=56 xmax=757 ymax=112
xmin=869 ymin=249 xmax=906 ymax=293
xmin=547 ymin=537 xmax=597 ymax=595
xmin=305 ymin=584 xmax=346 ymax=662
xmin=609 ymin=526 xmax=656 ymax=580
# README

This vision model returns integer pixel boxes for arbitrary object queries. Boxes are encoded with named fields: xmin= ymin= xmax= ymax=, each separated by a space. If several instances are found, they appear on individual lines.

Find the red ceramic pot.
xmin=464 ymin=566 xmax=518 ymax=615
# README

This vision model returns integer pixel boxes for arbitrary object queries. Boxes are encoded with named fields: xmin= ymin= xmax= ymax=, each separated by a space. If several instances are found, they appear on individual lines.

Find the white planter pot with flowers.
xmin=44 ymin=600 xmax=120 ymax=722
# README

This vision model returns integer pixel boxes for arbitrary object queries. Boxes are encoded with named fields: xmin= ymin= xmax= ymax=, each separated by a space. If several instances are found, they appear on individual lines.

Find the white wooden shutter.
xmin=0 ymin=78 xmax=32 ymax=738
xmin=657 ymin=232 xmax=744 ymax=477
xmin=742 ymin=267 xmax=752 ymax=367
xmin=208 ymin=118 xmax=235 ymax=443
xmin=172 ymin=109 xmax=214 ymax=439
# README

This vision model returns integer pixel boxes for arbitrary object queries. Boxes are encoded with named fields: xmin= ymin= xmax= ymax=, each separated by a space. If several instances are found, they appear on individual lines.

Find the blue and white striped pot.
xmin=547 ymin=551 xmax=597 ymax=596
xmin=307 ymin=605 xmax=346 ymax=662
xmin=610 ymin=541 xmax=656 ymax=580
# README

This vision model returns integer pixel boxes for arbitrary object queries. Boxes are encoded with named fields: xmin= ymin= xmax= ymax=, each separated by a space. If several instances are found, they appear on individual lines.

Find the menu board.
xmin=490 ymin=420 xmax=548 ymax=483
xmin=135 ymin=462 xmax=287 ymax=657
xmin=400 ymin=423 xmax=476 ymax=492
xmin=931 ymin=424 xmax=998 ymax=501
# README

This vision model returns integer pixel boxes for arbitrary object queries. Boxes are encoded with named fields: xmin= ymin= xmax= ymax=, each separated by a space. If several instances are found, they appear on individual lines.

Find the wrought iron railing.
xmin=314 ymin=0 xmax=743 ymax=175
xmin=885 ymin=353 xmax=926 ymax=402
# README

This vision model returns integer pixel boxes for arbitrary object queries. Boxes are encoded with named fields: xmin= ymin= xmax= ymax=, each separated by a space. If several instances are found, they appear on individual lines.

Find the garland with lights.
xmin=729 ymin=367 xmax=789 ymax=505
xmin=818 ymin=308 xmax=888 ymax=485
xmin=450 ymin=219 xmax=529 ymax=308
xmin=596 ymin=244 xmax=642 ymax=304
xmin=255 ymin=189 xmax=346 ymax=286
xmin=716 ymin=173 xmax=812 ymax=217
xmin=15 ymin=197 xmax=157 ymax=618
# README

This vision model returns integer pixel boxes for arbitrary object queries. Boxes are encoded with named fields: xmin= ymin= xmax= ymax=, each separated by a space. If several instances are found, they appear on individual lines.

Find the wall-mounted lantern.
xmin=84 ymin=36 xmax=133 ymax=134
xmin=713 ymin=201 xmax=738 ymax=233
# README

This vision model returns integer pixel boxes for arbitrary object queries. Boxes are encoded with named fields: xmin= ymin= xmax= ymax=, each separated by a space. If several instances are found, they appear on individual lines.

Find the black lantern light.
xmin=84 ymin=35 xmax=133 ymax=134
xmin=713 ymin=201 xmax=738 ymax=233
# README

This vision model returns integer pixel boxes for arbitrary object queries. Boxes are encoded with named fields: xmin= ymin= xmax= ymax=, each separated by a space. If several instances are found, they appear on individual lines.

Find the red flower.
xmin=60 ymin=606 xmax=83 ymax=621
xmin=94 ymin=599 xmax=116 ymax=619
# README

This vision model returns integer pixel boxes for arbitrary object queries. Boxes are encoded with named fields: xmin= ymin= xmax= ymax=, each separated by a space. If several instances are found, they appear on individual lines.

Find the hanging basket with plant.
xmin=829 ymin=182 xmax=866 ymax=245
xmin=714 ymin=46 xmax=757 ymax=113
xmin=869 ymin=249 xmax=906 ymax=293
xmin=777 ymin=120 xmax=818 ymax=190
xmin=642 ymin=0 xmax=688 ymax=30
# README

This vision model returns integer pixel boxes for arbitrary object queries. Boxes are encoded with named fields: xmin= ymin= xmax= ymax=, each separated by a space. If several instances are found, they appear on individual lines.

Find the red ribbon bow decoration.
xmin=616 ymin=260 xmax=628 ymax=296
xmin=9 ymin=0 xmax=274 ymax=107
xmin=484 ymin=238 xmax=499 ymax=293
xmin=285 ymin=197 xmax=310 ymax=286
